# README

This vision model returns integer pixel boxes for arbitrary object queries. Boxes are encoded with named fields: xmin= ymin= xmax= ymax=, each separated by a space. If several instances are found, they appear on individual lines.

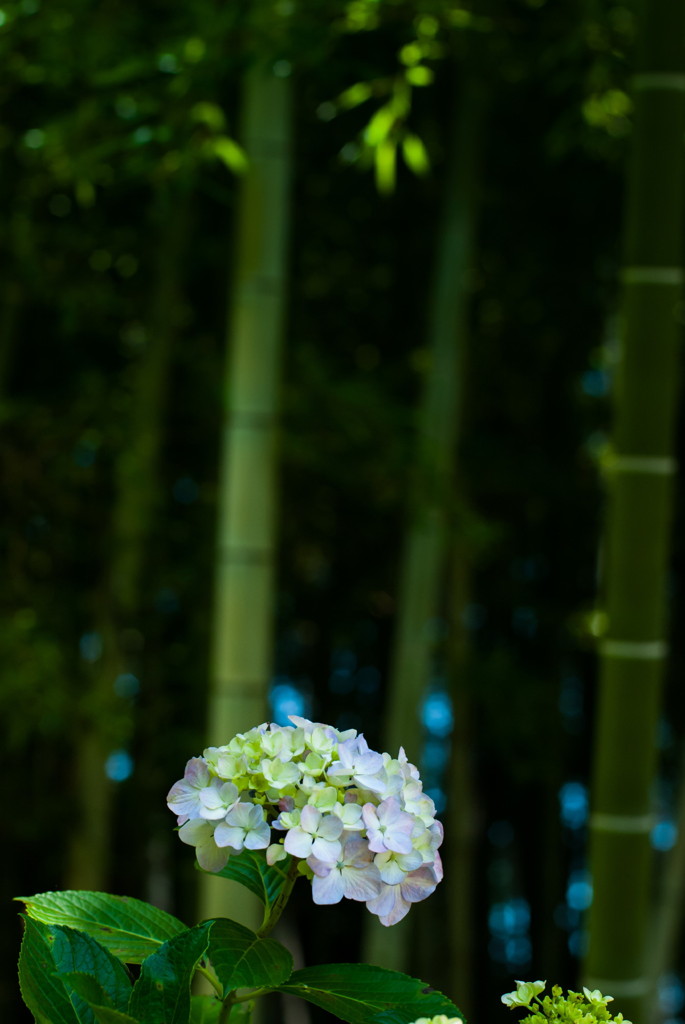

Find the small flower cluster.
xmin=411 ymin=1017 xmax=462 ymax=1024
xmin=502 ymin=981 xmax=631 ymax=1024
xmin=167 ymin=717 xmax=443 ymax=926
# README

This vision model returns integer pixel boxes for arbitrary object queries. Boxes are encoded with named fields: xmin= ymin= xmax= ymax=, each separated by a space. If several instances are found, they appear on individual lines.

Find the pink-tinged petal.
xmin=344 ymin=838 xmax=375 ymax=867
xmin=299 ymin=804 xmax=321 ymax=834
xmin=342 ymin=867 xmax=381 ymax=901
xmin=307 ymin=855 xmax=333 ymax=878
xmin=284 ymin=828 xmax=314 ymax=858
xmin=311 ymin=836 xmax=342 ymax=863
xmin=430 ymin=850 xmax=444 ymax=883
xmin=167 ymin=781 xmax=200 ymax=817
xmin=184 ymin=757 xmax=210 ymax=787
xmin=366 ymin=883 xmax=410 ymax=926
xmin=312 ymin=869 xmax=345 ymax=905
xmin=400 ymin=867 xmax=438 ymax=903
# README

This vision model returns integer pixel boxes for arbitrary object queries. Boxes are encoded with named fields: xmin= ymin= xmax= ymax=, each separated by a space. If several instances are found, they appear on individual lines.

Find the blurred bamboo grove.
xmin=2 ymin=0 xmax=685 ymax=1022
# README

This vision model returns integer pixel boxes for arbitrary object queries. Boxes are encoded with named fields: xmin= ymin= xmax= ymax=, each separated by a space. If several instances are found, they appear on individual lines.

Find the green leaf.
xmin=214 ymin=848 xmax=293 ymax=913
xmin=50 ymin=926 xmax=132 ymax=1012
xmin=338 ymin=82 xmax=373 ymax=109
xmin=17 ymin=891 xmax=187 ymax=963
xmin=375 ymin=139 xmax=396 ymax=194
xmin=190 ymin=995 xmax=223 ymax=1024
xmin=212 ymin=137 xmax=248 ymax=174
xmin=128 ymin=920 xmax=211 ymax=1024
xmin=18 ymin=916 xmax=80 ymax=1024
xmin=88 ymin=1009 xmax=143 ymax=1024
xmin=277 ymin=963 xmax=464 ymax=1024
xmin=401 ymin=133 xmax=430 ymax=176
xmin=207 ymin=918 xmax=293 ymax=994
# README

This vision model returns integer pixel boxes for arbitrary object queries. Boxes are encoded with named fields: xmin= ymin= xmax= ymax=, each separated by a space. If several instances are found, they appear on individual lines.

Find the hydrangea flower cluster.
xmin=167 ymin=717 xmax=443 ymax=926
xmin=501 ymin=981 xmax=631 ymax=1024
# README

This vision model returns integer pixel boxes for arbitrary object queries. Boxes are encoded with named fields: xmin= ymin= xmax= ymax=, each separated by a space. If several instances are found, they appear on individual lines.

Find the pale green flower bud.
xmin=501 ymin=980 xmax=546 ymax=1008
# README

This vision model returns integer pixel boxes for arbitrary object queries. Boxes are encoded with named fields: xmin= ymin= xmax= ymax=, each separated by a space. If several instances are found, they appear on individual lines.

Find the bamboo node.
xmin=601 ymin=639 xmax=668 ymax=659
xmin=590 ymin=812 xmax=654 ymax=834
xmin=608 ymin=454 xmax=677 ymax=475
xmin=633 ymin=72 xmax=685 ymax=92
xmin=622 ymin=266 xmax=684 ymax=285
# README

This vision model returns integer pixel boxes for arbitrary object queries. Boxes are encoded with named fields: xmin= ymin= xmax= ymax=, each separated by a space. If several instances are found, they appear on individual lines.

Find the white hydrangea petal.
xmin=196 ymin=840 xmax=230 ymax=873
xmin=284 ymin=827 xmax=314 ymax=858
xmin=311 ymin=836 xmax=342 ymax=863
xmin=342 ymin=868 xmax=381 ymax=902
xmin=178 ymin=819 xmax=214 ymax=847
xmin=244 ymin=821 xmax=271 ymax=849
xmin=312 ymin=869 xmax=345 ymax=905
xmin=214 ymin=822 xmax=245 ymax=850
xmin=267 ymin=843 xmax=287 ymax=865
xmin=317 ymin=814 xmax=344 ymax=841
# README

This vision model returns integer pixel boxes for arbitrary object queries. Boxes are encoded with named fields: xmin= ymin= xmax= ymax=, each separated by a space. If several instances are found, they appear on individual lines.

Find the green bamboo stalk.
xmin=65 ymin=185 xmax=189 ymax=889
xmin=198 ymin=61 xmax=292 ymax=928
xmin=582 ymin=5 xmax=685 ymax=1019
xmin=647 ymin=745 xmax=685 ymax=1023
xmin=363 ymin=74 xmax=486 ymax=972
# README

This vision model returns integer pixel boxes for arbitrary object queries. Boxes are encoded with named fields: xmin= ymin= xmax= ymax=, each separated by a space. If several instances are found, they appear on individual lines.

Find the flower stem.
xmin=257 ymin=857 xmax=300 ymax=938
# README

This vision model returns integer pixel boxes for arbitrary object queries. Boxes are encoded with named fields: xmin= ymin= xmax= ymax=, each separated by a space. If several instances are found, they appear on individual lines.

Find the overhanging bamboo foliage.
xmin=582 ymin=3 xmax=685 ymax=1019
xmin=198 ymin=61 xmax=292 ymax=927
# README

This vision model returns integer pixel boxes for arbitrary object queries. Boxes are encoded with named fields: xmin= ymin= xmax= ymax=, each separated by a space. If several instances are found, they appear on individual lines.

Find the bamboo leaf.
xmin=365 ymin=105 xmax=395 ymax=146
xmin=374 ymin=139 xmax=396 ymax=194
xmin=18 ymin=917 xmax=80 ymax=1024
xmin=207 ymin=918 xmax=293 ymax=994
xmin=212 ymin=848 xmax=293 ymax=912
xmin=401 ymin=133 xmax=430 ymax=176
xmin=128 ymin=920 xmax=211 ymax=1024
xmin=277 ymin=963 xmax=463 ymax=1024
xmin=17 ymin=892 xmax=188 ymax=963
xmin=338 ymin=82 xmax=373 ymax=109
xmin=212 ymin=137 xmax=248 ymax=174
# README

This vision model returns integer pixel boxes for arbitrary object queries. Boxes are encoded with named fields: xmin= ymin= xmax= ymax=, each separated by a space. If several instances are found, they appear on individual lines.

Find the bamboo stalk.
xmin=198 ymin=61 xmax=292 ymax=928
xmin=582 ymin=5 xmax=685 ymax=1019
xmin=363 ymin=73 xmax=486 ymax=972
xmin=65 ymin=185 xmax=189 ymax=889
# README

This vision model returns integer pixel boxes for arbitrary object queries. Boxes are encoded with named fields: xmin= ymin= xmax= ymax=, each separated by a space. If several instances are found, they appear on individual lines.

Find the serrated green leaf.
xmin=50 ymin=927 xmax=132 ymax=1013
xmin=89 ymin=1008 xmax=143 ymax=1024
xmin=207 ymin=918 xmax=292 ymax=995
xmin=277 ymin=963 xmax=463 ymax=1024
xmin=213 ymin=848 xmax=293 ymax=913
xmin=128 ymin=921 xmax=211 ymax=1024
xmin=17 ymin=892 xmax=187 ymax=963
xmin=18 ymin=916 xmax=80 ymax=1024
